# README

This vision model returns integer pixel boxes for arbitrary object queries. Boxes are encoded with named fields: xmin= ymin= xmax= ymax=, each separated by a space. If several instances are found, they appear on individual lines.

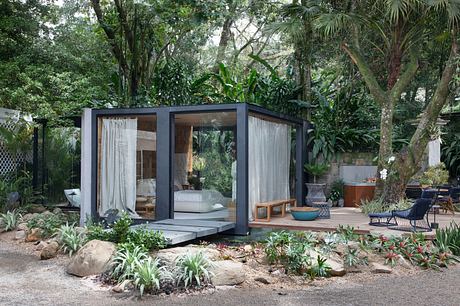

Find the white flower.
xmin=380 ymin=169 xmax=388 ymax=180
xmin=388 ymin=156 xmax=395 ymax=163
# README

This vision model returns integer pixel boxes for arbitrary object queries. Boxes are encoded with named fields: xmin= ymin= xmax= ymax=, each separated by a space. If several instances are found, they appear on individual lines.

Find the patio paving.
xmin=249 ymin=207 xmax=460 ymax=237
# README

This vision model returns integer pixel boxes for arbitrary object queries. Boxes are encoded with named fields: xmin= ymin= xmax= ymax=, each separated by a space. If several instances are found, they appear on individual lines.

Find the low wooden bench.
xmin=254 ymin=199 xmax=296 ymax=222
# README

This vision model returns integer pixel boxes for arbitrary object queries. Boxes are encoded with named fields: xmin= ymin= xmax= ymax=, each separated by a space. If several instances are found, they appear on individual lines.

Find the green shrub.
xmin=417 ymin=163 xmax=449 ymax=186
xmin=27 ymin=213 xmax=64 ymax=237
xmin=133 ymin=257 xmax=169 ymax=297
xmin=175 ymin=252 xmax=214 ymax=288
xmin=0 ymin=210 xmax=20 ymax=231
xmin=86 ymin=223 xmax=113 ymax=241
xmin=360 ymin=198 xmax=412 ymax=214
xmin=111 ymin=213 xmax=132 ymax=243
xmin=127 ymin=227 xmax=167 ymax=252
xmin=55 ymin=223 xmax=86 ymax=256
xmin=111 ymin=243 xmax=149 ymax=283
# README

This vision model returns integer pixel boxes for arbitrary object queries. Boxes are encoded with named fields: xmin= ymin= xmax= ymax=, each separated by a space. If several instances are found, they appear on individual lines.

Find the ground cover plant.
xmin=55 ymin=223 xmax=86 ymax=256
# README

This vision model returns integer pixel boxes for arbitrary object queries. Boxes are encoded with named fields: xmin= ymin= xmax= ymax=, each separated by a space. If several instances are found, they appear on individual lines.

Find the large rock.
xmin=211 ymin=260 xmax=245 ymax=286
xmin=25 ymin=228 xmax=42 ymax=242
xmin=66 ymin=240 xmax=116 ymax=277
xmin=0 ymin=218 xmax=5 ymax=229
xmin=40 ymin=241 xmax=60 ymax=260
xmin=21 ymin=213 xmax=36 ymax=222
xmin=156 ymin=245 xmax=220 ymax=266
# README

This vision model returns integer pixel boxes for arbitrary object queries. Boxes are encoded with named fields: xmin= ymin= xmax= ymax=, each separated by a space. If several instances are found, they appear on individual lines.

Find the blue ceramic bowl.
xmin=290 ymin=207 xmax=320 ymax=221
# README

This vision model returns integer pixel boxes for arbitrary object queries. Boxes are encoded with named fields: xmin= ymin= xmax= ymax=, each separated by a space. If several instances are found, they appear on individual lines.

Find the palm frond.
xmin=314 ymin=12 xmax=356 ymax=37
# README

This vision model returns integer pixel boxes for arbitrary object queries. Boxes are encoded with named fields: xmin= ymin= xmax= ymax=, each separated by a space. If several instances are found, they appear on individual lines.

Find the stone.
xmin=346 ymin=241 xmax=360 ymax=250
xmin=0 ymin=218 xmax=5 ymax=229
xmin=335 ymin=244 xmax=347 ymax=255
xmin=112 ymin=279 xmax=132 ymax=293
xmin=35 ymin=241 xmax=48 ymax=251
xmin=397 ymin=255 xmax=412 ymax=269
xmin=17 ymin=222 xmax=28 ymax=231
xmin=29 ymin=205 xmax=47 ymax=213
xmin=155 ymin=246 xmax=220 ymax=267
xmin=53 ymin=208 xmax=62 ymax=215
xmin=210 ymin=260 xmax=245 ymax=286
xmin=254 ymin=277 xmax=270 ymax=284
xmin=26 ymin=228 xmax=42 ymax=242
xmin=15 ymin=230 xmax=26 ymax=240
xmin=66 ymin=240 xmax=116 ymax=277
xmin=371 ymin=262 xmax=392 ymax=274
xmin=243 ymin=245 xmax=253 ymax=253
xmin=40 ymin=241 xmax=60 ymax=260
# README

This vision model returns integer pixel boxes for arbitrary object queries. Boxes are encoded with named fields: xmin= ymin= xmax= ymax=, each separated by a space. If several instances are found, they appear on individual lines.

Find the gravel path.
xmin=1 ymin=237 xmax=460 ymax=306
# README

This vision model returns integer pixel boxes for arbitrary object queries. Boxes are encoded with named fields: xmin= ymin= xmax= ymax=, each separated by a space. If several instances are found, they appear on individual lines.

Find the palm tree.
xmin=313 ymin=0 xmax=459 ymax=204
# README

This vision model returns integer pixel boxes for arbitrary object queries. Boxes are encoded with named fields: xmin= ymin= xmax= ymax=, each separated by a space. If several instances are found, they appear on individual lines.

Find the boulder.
xmin=21 ymin=213 xmax=35 ymax=222
xmin=17 ymin=222 xmax=28 ymax=231
xmin=335 ymin=244 xmax=347 ymax=255
xmin=25 ymin=228 xmax=42 ymax=242
xmin=15 ymin=230 xmax=26 ymax=240
xmin=112 ymin=279 xmax=132 ymax=293
xmin=210 ymin=260 xmax=245 ymax=286
xmin=40 ymin=241 xmax=60 ymax=260
xmin=156 ymin=245 xmax=220 ymax=266
xmin=371 ymin=262 xmax=392 ymax=274
xmin=66 ymin=240 xmax=116 ymax=277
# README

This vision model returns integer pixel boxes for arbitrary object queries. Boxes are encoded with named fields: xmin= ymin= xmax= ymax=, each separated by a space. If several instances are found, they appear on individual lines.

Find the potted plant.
xmin=329 ymin=179 xmax=344 ymax=207
xmin=304 ymin=163 xmax=330 ymax=206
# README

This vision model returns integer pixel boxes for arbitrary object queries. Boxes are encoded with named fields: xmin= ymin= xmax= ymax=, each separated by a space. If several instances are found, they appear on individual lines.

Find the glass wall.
xmin=248 ymin=112 xmax=296 ymax=220
xmin=173 ymin=112 xmax=237 ymax=222
xmin=97 ymin=115 xmax=157 ymax=219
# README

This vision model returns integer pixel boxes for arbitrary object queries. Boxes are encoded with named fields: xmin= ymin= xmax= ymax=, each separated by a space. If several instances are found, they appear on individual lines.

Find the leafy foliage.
xmin=27 ymin=213 xmax=65 ymax=238
xmin=417 ymin=163 xmax=450 ymax=186
xmin=360 ymin=198 xmax=413 ymax=214
xmin=126 ymin=227 xmax=167 ymax=252
xmin=133 ymin=257 xmax=168 ymax=297
xmin=435 ymin=222 xmax=460 ymax=256
xmin=111 ymin=244 xmax=149 ymax=283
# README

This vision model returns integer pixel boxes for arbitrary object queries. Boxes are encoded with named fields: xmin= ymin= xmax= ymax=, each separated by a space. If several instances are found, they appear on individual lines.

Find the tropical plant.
xmin=329 ymin=179 xmax=344 ymax=202
xmin=435 ymin=222 xmax=460 ymax=256
xmin=442 ymin=134 xmax=460 ymax=177
xmin=111 ymin=244 xmax=149 ymax=283
xmin=307 ymin=255 xmax=331 ymax=279
xmin=0 ymin=210 xmax=21 ymax=231
xmin=55 ymin=223 xmax=85 ymax=256
xmin=133 ymin=257 xmax=169 ymax=297
xmin=304 ymin=163 xmax=330 ymax=183
xmin=343 ymin=248 xmax=367 ymax=268
xmin=264 ymin=231 xmax=297 ymax=264
xmin=175 ymin=252 xmax=214 ymax=288
xmin=111 ymin=212 xmax=133 ymax=243
xmin=360 ymin=198 xmax=412 ymax=214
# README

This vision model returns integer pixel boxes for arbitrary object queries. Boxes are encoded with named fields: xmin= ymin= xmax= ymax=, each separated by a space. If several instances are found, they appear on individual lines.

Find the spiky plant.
xmin=175 ymin=252 xmax=214 ymax=288
xmin=111 ymin=244 xmax=148 ymax=283
xmin=133 ymin=257 xmax=169 ymax=297
xmin=0 ymin=210 xmax=20 ymax=231
xmin=55 ymin=223 xmax=85 ymax=256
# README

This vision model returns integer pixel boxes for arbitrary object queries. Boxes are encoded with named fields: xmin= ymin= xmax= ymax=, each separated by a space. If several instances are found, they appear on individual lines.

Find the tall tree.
xmin=316 ymin=0 xmax=460 ymax=203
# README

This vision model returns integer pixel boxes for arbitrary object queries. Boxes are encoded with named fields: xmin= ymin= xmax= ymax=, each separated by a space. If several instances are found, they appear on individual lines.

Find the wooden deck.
xmin=132 ymin=219 xmax=235 ymax=245
xmin=249 ymin=207 xmax=460 ymax=237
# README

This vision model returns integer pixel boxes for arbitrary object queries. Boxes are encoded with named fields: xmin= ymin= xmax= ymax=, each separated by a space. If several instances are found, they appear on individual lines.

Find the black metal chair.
xmin=391 ymin=198 xmax=433 ymax=232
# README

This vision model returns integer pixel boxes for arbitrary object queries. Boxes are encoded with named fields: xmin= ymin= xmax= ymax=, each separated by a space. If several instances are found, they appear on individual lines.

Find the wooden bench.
xmin=254 ymin=199 xmax=296 ymax=222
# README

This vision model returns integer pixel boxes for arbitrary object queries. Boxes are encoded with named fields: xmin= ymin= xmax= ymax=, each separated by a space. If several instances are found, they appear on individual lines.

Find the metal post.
xmin=156 ymin=109 xmax=173 ymax=220
xmin=295 ymin=121 xmax=308 ymax=207
xmin=235 ymin=104 xmax=249 ymax=235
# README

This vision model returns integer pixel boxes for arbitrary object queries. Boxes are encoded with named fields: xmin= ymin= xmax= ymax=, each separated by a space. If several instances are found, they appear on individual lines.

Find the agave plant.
xmin=55 ymin=223 xmax=85 ymax=256
xmin=111 ymin=244 xmax=149 ymax=283
xmin=0 ymin=210 xmax=21 ymax=231
xmin=175 ymin=251 xmax=214 ymax=288
xmin=133 ymin=257 xmax=169 ymax=297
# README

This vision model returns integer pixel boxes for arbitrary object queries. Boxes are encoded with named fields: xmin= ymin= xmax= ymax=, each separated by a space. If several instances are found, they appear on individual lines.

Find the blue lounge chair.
xmin=368 ymin=211 xmax=397 ymax=227
xmin=391 ymin=198 xmax=433 ymax=232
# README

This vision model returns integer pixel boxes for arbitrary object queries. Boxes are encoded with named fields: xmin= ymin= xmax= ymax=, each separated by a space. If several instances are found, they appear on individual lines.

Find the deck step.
xmin=131 ymin=219 xmax=235 ymax=245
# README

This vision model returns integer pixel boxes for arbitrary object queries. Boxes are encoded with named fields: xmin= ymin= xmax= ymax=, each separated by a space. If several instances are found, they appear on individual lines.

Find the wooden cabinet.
xmin=344 ymin=183 xmax=376 ymax=207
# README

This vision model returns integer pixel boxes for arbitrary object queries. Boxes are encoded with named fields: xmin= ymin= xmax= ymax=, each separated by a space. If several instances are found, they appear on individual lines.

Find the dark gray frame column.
xmin=295 ymin=121 xmax=308 ymax=207
xmin=156 ymin=108 xmax=173 ymax=220
xmin=235 ymin=104 xmax=249 ymax=235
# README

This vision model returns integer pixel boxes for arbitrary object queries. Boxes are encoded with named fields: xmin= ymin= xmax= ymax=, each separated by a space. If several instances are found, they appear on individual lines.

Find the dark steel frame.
xmin=89 ymin=103 xmax=309 ymax=235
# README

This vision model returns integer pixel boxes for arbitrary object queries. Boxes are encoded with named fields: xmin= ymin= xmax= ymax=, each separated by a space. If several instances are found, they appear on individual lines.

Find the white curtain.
xmin=248 ymin=116 xmax=291 ymax=220
xmin=100 ymin=118 xmax=137 ymax=216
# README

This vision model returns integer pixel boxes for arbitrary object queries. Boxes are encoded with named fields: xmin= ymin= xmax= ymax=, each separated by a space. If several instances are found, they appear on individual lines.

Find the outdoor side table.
xmin=310 ymin=202 xmax=331 ymax=219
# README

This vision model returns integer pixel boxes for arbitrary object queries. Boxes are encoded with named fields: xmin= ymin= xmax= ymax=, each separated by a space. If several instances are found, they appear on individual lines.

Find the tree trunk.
xmin=214 ymin=0 xmax=235 ymax=72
